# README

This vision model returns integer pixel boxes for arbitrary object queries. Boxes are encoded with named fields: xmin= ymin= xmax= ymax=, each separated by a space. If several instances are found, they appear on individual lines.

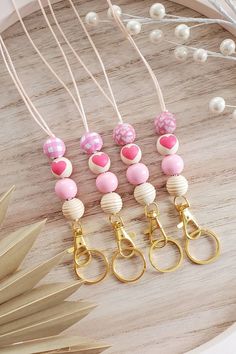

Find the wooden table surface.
xmin=0 ymin=1 xmax=236 ymax=353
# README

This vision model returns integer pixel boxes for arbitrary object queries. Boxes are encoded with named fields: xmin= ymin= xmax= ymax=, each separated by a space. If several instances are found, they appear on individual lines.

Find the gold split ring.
xmin=111 ymin=248 xmax=146 ymax=283
xmin=185 ymin=228 xmax=220 ymax=265
xmin=149 ymin=237 xmax=184 ymax=273
xmin=74 ymin=248 xmax=109 ymax=285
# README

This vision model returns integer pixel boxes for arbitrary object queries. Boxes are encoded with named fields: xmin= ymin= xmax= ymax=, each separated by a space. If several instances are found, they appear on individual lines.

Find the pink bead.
xmin=113 ymin=123 xmax=136 ymax=146
xmin=55 ymin=178 xmax=77 ymax=200
xmin=80 ymin=132 xmax=103 ymax=155
xmin=126 ymin=163 xmax=149 ymax=185
xmin=96 ymin=172 xmax=118 ymax=193
xmin=43 ymin=137 xmax=66 ymax=159
xmin=161 ymin=154 xmax=184 ymax=176
xmin=154 ymin=111 xmax=177 ymax=135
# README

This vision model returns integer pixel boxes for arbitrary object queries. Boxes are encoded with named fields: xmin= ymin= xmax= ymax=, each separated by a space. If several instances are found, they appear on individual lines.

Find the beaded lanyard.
xmin=0 ymin=36 xmax=110 ymax=285
xmin=67 ymin=2 xmax=184 ymax=272
xmin=13 ymin=0 xmax=147 ymax=283
xmin=108 ymin=0 xmax=220 ymax=265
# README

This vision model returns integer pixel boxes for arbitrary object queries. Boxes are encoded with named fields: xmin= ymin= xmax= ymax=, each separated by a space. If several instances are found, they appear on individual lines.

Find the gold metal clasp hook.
xmin=109 ymin=215 xmax=146 ymax=283
xmin=144 ymin=203 xmax=183 ymax=273
xmin=68 ymin=220 xmax=109 ymax=284
xmin=174 ymin=196 xmax=220 ymax=265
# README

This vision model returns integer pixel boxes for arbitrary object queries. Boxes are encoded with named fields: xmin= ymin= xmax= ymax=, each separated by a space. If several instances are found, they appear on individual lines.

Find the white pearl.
xmin=209 ymin=97 xmax=225 ymax=114
xmin=149 ymin=29 xmax=163 ymax=43
xmin=232 ymin=109 xmax=236 ymax=120
xmin=126 ymin=20 xmax=142 ymax=35
xmin=175 ymin=24 xmax=190 ymax=41
xmin=193 ymin=48 xmax=208 ymax=63
xmin=220 ymin=38 xmax=235 ymax=56
xmin=149 ymin=3 xmax=166 ymax=20
xmin=174 ymin=46 xmax=188 ymax=61
xmin=85 ymin=12 xmax=99 ymax=26
xmin=107 ymin=5 xmax=122 ymax=19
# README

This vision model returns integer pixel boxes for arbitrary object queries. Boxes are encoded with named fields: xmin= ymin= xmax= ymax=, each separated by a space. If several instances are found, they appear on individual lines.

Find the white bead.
xmin=174 ymin=46 xmax=188 ymax=61
xmin=101 ymin=192 xmax=123 ymax=214
xmin=193 ymin=48 xmax=208 ymax=63
xmin=149 ymin=3 xmax=166 ymax=20
xmin=209 ymin=97 xmax=225 ymax=114
xmin=220 ymin=38 xmax=235 ymax=56
xmin=120 ymin=144 xmax=142 ymax=165
xmin=149 ymin=29 xmax=163 ymax=43
xmin=232 ymin=109 xmax=236 ymax=120
xmin=156 ymin=134 xmax=179 ymax=156
xmin=175 ymin=24 xmax=190 ymax=41
xmin=85 ymin=12 xmax=99 ymax=26
xmin=62 ymin=198 xmax=85 ymax=221
xmin=107 ymin=5 xmax=122 ymax=19
xmin=134 ymin=183 xmax=156 ymax=206
xmin=51 ymin=157 xmax=73 ymax=178
xmin=126 ymin=20 xmax=142 ymax=35
xmin=88 ymin=152 xmax=111 ymax=175
xmin=166 ymin=175 xmax=188 ymax=197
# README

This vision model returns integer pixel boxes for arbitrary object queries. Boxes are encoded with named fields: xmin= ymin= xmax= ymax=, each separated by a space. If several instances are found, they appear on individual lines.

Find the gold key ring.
xmin=149 ymin=237 xmax=183 ymax=273
xmin=185 ymin=228 xmax=220 ymax=265
xmin=111 ymin=248 xmax=146 ymax=283
xmin=74 ymin=248 xmax=109 ymax=285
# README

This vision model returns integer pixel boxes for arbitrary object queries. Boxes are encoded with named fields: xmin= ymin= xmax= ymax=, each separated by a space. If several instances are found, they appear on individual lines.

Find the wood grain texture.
xmin=0 ymin=0 xmax=236 ymax=353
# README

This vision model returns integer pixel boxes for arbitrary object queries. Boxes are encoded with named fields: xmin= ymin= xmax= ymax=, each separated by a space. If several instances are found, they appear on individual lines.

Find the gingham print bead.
xmin=80 ymin=132 xmax=103 ymax=155
xmin=43 ymin=137 xmax=66 ymax=159
xmin=113 ymin=123 xmax=136 ymax=146
xmin=154 ymin=111 xmax=177 ymax=135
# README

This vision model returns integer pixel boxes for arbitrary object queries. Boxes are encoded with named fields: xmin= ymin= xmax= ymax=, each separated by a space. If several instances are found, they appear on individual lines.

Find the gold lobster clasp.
xmin=67 ymin=220 xmax=109 ymax=284
xmin=109 ymin=215 xmax=146 ymax=283
xmin=144 ymin=203 xmax=183 ymax=273
xmin=174 ymin=196 xmax=220 ymax=265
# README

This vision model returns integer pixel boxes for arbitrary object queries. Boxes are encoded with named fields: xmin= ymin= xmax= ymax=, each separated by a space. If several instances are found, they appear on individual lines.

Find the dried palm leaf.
xmin=0 ymin=187 xmax=109 ymax=354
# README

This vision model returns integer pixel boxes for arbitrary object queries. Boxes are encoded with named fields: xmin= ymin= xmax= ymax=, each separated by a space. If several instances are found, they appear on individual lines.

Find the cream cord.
xmin=11 ymin=0 xmax=89 ymax=131
xmin=107 ymin=0 xmax=167 ymax=112
xmin=0 ymin=36 xmax=55 ymax=137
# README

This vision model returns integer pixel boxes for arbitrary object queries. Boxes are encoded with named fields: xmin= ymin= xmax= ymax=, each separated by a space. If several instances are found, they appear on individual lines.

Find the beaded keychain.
xmin=107 ymin=1 xmax=221 ymax=265
xmin=54 ymin=0 xmax=184 ymax=273
xmin=0 ymin=36 xmax=110 ymax=285
xmin=11 ymin=0 xmax=148 ymax=283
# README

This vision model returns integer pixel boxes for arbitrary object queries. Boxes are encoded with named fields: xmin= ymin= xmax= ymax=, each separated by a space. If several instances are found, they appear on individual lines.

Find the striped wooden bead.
xmin=100 ymin=192 xmax=123 ymax=214
xmin=62 ymin=198 xmax=85 ymax=220
xmin=166 ymin=175 xmax=188 ymax=196
xmin=134 ymin=182 xmax=156 ymax=206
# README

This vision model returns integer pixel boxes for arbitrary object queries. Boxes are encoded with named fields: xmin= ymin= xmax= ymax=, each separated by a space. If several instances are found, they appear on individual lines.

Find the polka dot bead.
xmin=161 ymin=154 xmax=184 ymax=176
xmin=156 ymin=134 xmax=179 ymax=156
xmin=43 ymin=137 xmax=66 ymax=159
xmin=96 ymin=172 xmax=118 ymax=193
xmin=51 ymin=157 xmax=73 ymax=178
xmin=154 ymin=111 xmax=176 ymax=135
xmin=120 ymin=143 xmax=142 ymax=165
xmin=55 ymin=178 xmax=77 ymax=200
xmin=126 ymin=163 xmax=149 ymax=186
xmin=80 ymin=132 xmax=103 ymax=155
xmin=88 ymin=152 xmax=111 ymax=175
xmin=113 ymin=123 xmax=136 ymax=146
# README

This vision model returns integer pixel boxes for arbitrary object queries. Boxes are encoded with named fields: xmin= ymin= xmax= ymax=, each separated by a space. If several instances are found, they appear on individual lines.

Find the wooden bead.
xmin=100 ymin=192 xmax=123 ymax=214
xmin=134 ymin=182 xmax=156 ymax=206
xmin=62 ymin=198 xmax=85 ymax=221
xmin=166 ymin=175 xmax=188 ymax=196
xmin=88 ymin=152 xmax=110 ymax=174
